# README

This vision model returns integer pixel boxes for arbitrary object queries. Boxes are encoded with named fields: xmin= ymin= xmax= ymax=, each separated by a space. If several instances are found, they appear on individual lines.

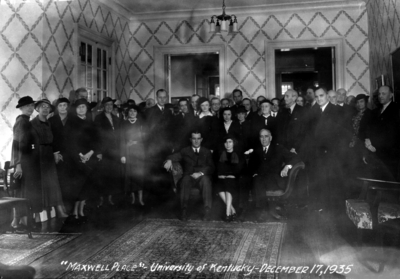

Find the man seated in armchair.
xmin=249 ymin=129 xmax=300 ymax=220
xmin=164 ymin=131 xmax=214 ymax=221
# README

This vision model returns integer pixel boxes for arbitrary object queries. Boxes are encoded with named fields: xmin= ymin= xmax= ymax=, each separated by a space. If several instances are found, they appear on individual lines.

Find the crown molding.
xmin=129 ymin=0 xmax=366 ymax=22
xmin=98 ymin=0 xmax=131 ymax=21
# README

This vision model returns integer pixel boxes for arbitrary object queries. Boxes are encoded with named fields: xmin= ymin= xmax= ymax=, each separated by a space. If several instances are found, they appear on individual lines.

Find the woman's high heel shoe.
xmin=230 ymin=213 xmax=237 ymax=222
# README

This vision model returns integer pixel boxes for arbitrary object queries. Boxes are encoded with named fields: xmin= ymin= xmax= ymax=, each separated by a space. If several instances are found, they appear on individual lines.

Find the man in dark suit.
xmin=173 ymin=98 xmax=196 ymax=152
xmin=308 ymin=88 xmax=343 ymax=211
xmin=211 ymin=97 xmax=221 ymax=119
xmin=251 ymin=100 xmax=277 ymax=148
xmin=164 ymin=131 xmax=215 ymax=221
xmin=237 ymin=106 xmax=252 ymax=151
xmin=231 ymin=89 xmax=243 ymax=117
xmin=365 ymin=85 xmax=400 ymax=180
xmin=242 ymin=98 xmax=255 ymax=120
xmin=304 ymin=87 xmax=317 ymax=108
xmin=249 ymin=129 xmax=300 ymax=220
xmin=191 ymin=94 xmax=200 ymax=116
xmin=146 ymin=89 xmax=174 ymax=171
xmin=282 ymin=89 xmax=305 ymax=155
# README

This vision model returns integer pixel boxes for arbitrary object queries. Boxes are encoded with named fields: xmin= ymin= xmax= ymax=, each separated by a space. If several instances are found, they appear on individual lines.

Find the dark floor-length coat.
xmin=49 ymin=113 xmax=78 ymax=204
xmin=10 ymin=115 xmax=43 ymax=213
xmin=73 ymin=116 xmax=99 ymax=201
xmin=120 ymin=118 xmax=145 ymax=192
xmin=30 ymin=116 xmax=64 ymax=208
xmin=94 ymin=112 xmax=122 ymax=195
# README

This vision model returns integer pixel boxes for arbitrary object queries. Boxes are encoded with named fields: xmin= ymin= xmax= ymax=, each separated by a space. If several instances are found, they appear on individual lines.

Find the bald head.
xmin=328 ymin=90 xmax=338 ymax=105
xmin=337 ymin=88 xmax=347 ymax=104
xmin=378 ymin=86 xmax=393 ymax=105
xmin=284 ymin=89 xmax=298 ymax=108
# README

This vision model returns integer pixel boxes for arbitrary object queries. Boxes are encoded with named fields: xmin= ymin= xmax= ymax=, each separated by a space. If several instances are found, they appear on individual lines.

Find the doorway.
xmin=265 ymin=38 xmax=345 ymax=99
xmin=154 ymin=44 xmax=227 ymax=103
xmin=275 ymin=47 xmax=335 ymax=98
xmin=168 ymin=53 xmax=219 ymax=104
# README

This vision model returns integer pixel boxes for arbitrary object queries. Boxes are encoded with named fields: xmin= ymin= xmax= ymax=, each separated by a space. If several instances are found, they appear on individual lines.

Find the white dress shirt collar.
xmin=290 ymin=103 xmax=296 ymax=113
xmin=382 ymin=101 xmax=391 ymax=113
xmin=320 ymin=102 xmax=329 ymax=112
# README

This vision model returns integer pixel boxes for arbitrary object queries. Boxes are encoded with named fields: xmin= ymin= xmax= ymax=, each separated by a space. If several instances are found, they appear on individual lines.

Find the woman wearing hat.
xmin=66 ymin=98 xmax=99 ymax=224
xmin=49 ymin=98 xmax=79 ymax=214
xmin=216 ymin=135 xmax=244 ymax=221
xmin=348 ymin=94 xmax=372 ymax=174
xmin=120 ymin=104 xmax=145 ymax=206
xmin=10 ymin=96 xmax=42 ymax=229
xmin=195 ymin=97 xmax=218 ymax=151
xmin=94 ymin=97 xmax=122 ymax=207
xmin=31 ymin=99 xmax=68 ymax=219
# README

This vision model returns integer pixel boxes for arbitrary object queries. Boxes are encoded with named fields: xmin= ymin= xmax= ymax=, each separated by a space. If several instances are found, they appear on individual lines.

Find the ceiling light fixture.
xmin=209 ymin=0 xmax=238 ymax=35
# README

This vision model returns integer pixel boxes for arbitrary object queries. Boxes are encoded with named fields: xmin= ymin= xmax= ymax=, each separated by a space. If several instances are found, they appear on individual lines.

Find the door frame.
xmin=265 ymin=38 xmax=345 ymax=99
xmin=154 ymin=44 xmax=226 ymax=102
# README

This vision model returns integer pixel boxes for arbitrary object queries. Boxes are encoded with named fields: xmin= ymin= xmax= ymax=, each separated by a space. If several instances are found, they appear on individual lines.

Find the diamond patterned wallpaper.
xmin=366 ymin=0 xmax=400 ymax=91
xmin=0 ymin=0 xmax=370 ymax=162
xmin=0 ymin=0 xmax=130 ymax=161
xmin=127 ymin=6 xmax=370 ymax=101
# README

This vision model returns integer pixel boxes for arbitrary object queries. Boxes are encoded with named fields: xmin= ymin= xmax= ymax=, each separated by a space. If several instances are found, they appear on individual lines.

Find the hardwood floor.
xmin=3 ymin=190 xmax=400 ymax=279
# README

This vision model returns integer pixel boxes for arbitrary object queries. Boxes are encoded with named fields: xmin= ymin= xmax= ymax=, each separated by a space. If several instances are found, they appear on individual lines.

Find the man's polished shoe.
xmin=202 ymin=207 xmax=211 ymax=221
xmin=180 ymin=209 xmax=188 ymax=221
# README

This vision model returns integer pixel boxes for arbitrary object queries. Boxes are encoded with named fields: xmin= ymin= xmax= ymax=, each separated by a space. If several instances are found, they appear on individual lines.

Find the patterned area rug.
xmin=0 ymin=233 xmax=80 ymax=266
xmin=61 ymin=219 xmax=286 ymax=279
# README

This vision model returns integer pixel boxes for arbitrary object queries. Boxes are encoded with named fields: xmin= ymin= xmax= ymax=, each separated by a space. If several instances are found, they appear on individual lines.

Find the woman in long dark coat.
xmin=94 ymin=97 xmax=121 ymax=207
xmin=348 ymin=94 xmax=372 ymax=175
xmin=49 ymin=98 xmax=78 ymax=211
xmin=68 ymin=99 xmax=99 ymax=223
xmin=120 ymin=105 xmax=145 ymax=206
xmin=30 ymin=99 xmax=68 ymax=218
xmin=10 ymin=96 xmax=42 ymax=227
xmin=215 ymin=135 xmax=244 ymax=222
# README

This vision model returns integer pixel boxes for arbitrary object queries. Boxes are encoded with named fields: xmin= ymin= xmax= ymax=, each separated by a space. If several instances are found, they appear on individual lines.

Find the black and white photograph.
xmin=0 ymin=0 xmax=400 ymax=278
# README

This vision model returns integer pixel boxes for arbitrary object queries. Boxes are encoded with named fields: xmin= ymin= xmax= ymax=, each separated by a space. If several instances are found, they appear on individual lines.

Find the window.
xmin=79 ymin=39 xmax=111 ymax=103
xmin=281 ymin=82 xmax=293 ymax=94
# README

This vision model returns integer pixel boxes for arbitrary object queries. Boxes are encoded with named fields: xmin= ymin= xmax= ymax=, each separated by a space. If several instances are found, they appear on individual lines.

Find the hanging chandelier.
xmin=209 ymin=0 xmax=238 ymax=35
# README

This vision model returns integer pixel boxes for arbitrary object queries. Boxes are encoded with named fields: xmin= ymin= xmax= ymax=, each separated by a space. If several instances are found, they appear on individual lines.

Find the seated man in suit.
xmin=164 ymin=131 xmax=215 ymax=221
xmin=249 ymin=129 xmax=300 ymax=220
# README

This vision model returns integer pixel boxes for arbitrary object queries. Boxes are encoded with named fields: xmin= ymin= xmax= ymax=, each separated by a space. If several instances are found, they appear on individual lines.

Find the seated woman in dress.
xmin=121 ymin=105 xmax=145 ymax=206
xmin=216 ymin=135 xmax=244 ymax=221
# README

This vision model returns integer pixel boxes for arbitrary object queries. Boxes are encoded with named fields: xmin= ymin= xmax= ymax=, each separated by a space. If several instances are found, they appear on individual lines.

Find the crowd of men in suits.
xmin=133 ymin=85 xmax=399 ymax=221
xmin=20 ymin=84 xmax=397 ymax=223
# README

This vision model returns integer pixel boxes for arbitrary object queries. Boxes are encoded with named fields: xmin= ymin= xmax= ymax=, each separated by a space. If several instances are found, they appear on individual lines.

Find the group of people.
xmin=9 ymin=84 xmax=400 ymax=229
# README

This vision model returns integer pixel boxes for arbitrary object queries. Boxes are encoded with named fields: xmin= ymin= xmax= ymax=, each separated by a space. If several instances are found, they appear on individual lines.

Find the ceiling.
xmin=113 ymin=0 xmax=362 ymax=17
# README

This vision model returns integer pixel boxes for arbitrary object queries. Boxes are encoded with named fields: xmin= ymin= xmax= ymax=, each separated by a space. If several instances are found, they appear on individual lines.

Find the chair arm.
xmin=279 ymin=161 xmax=305 ymax=200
